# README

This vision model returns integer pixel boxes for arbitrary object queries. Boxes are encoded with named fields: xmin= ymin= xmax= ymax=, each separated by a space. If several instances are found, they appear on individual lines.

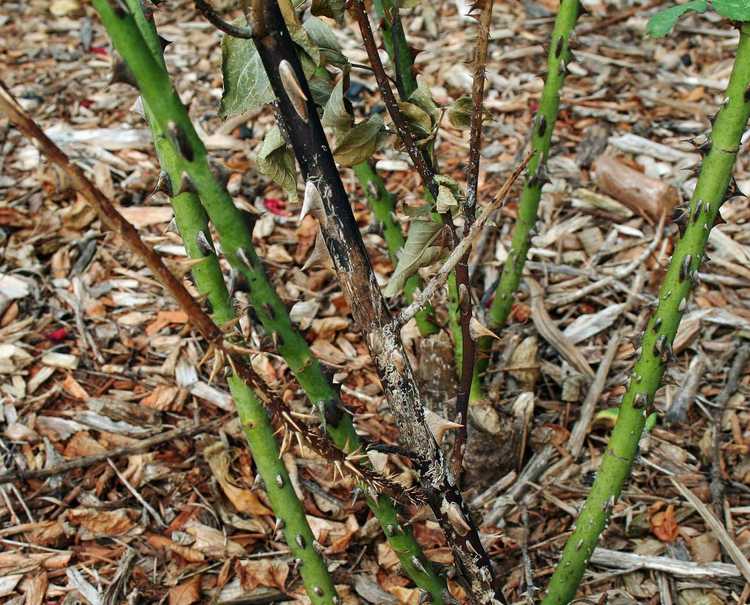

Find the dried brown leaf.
xmin=66 ymin=508 xmax=138 ymax=537
xmin=203 ymin=441 xmax=273 ymax=517
xmin=235 ymin=559 xmax=289 ymax=591
xmin=168 ymin=574 xmax=202 ymax=605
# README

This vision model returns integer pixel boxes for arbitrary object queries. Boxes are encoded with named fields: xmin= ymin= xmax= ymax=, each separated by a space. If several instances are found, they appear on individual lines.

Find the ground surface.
xmin=1 ymin=0 xmax=750 ymax=603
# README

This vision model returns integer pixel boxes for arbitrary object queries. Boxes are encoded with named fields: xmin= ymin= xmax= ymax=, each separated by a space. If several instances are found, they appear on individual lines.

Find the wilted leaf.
xmin=307 ymin=64 xmax=336 ymax=107
xmin=26 ymin=521 xmax=65 ymax=547
xmin=646 ymin=0 xmax=707 ymax=37
xmin=288 ymin=20 xmax=320 ymax=67
xmin=713 ymin=0 xmax=750 ymax=20
xmin=383 ymin=219 xmax=444 ymax=297
xmin=322 ymin=77 xmax=354 ymax=135
xmin=333 ymin=114 xmax=384 ymax=166
xmin=304 ymin=17 xmax=347 ymax=67
xmin=353 ymin=575 xmax=399 ymax=605
xmin=50 ymin=0 xmax=79 ymax=16
xmin=677 ymin=589 xmax=725 ymax=605
xmin=310 ymin=0 xmax=345 ymax=25
xmin=436 ymin=184 xmax=458 ymax=213
xmin=312 ymin=316 xmax=350 ymax=338
xmin=399 ymin=101 xmax=433 ymax=137
xmin=408 ymin=78 xmax=440 ymax=124
xmin=220 ymin=34 xmax=274 ymax=118
xmin=507 ymin=336 xmax=539 ymax=391
xmin=147 ymin=534 xmax=206 ymax=563
xmin=434 ymin=174 xmax=464 ymax=213
xmin=203 ymin=441 xmax=273 ymax=516
xmin=651 ymin=504 xmax=679 ymax=542
xmin=169 ymin=575 xmax=202 ymax=605
xmin=469 ymin=317 xmax=500 ymax=341
xmin=689 ymin=532 xmax=721 ymax=564
xmin=257 ymin=126 xmax=298 ymax=201
xmin=447 ymin=96 xmax=474 ymax=128
xmin=186 ymin=522 xmax=246 ymax=558
xmin=235 ymin=559 xmax=289 ymax=591
xmin=67 ymin=508 xmax=137 ymax=537
xmin=63 ymin=432 xmax=107 ymax=457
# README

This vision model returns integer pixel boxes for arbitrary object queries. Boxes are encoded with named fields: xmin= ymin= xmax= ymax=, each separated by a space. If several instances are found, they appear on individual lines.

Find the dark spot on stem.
xmin=168 ymin=122 xmax=195 ymax=162
xmin=110 ymin=0 xmax=129 ymax=18
xmin=195 ymin=230 xmax=214 ymax=256
xmin=110 ymin=58 xmax=137 ymax=88
xmin=537 ymin=115 xmax=547 ymax=138
xmin=696 ymin=139 xmax=711 ymax=156
xmin=261 ymin=303 xmax=275 ymax=321
xmin=555 ymin=37 xmax=564 ymax=58
xmin=326 ymin=238 xmax=349 ymax=272
xmin=322 ymin=398 xmax=344 ymax=427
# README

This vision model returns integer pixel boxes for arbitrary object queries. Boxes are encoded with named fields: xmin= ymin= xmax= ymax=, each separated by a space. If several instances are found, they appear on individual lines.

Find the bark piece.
xmin=593 ymin=155 xmax=679 ymax=222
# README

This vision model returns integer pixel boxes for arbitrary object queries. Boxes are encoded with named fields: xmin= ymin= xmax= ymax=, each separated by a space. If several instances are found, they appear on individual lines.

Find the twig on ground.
xmin=671 ymin=477 xmax=750 ymax=584
xmin=665 ymin=353 xmax=706 ymax=425
xmin=520 ymin=499 xmax=536 ymax=604
xmin=0 ymin=419 xmax=225 ymax=485
xmin=526 ymin=277 xmax=594 ymax=378
xmin=710 ymin=344 xmax=750 ymax=518
xmin=485 ymin=444 xmax=556 ymax=526
xmin=567 ymin=334 xmax=622 ymax=459
xmin=589 ymin=547 xmax=742 ymax=579
xmin=108 ymin=458 xmax=166 ymax=527
xmin=545 ymin=213 xmax=666 ymax=308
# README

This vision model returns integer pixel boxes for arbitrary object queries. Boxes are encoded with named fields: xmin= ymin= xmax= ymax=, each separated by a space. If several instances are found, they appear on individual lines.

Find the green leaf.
xmin=333 ymin=114 xmax=385 ymax=166
xmin=220 ymin=14 xmax=328 ymax=118
xmin=383 ymin=219 xmax=444 ymax=297
xmin=713 ymin=0 xmax=750 ymax=21
xmin=307 ymin=64 xmax=335 ymax=107
xmin=447 ymin=96 xmax=474 ymax=129
xmin=322 ymin=76 xmax=354 ymax=135
xmin=310 ymin=0 xmax=345 ymax=24
xmin=646 ymin=0 xmax=707 ymax=37
xmin=257 ymin=126 xmax=298 ymax=201
xmin=288 ymin=22 xmax=321 ymax=67
xmin=303 ymin=16 xmax=348 ymax=66
xmin=220 ymin=35 xmax=274 ymax=118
